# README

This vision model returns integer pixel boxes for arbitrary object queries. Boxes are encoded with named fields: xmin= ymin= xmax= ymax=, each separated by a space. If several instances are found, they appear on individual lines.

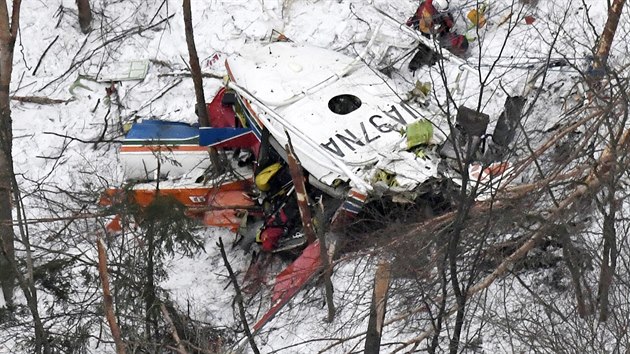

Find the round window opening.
xmin=328 ymin=94 xmax=362 ymax=115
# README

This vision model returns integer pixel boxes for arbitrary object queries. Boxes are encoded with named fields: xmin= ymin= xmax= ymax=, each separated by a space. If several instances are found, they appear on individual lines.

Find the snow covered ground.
xmin=1 ymin=0 xmax=623 ymax=353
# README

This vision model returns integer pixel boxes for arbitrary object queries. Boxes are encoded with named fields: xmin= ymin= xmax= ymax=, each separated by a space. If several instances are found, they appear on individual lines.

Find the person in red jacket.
xmin=406 ymin=0 xmax=454 ymax=36
xmin=406 ymin=0 xmax=469 ymax=62
xmin=257 ymin=208 xmax=289 ymax=252
xmin=439 ymin=32 xmax=469 ymax=57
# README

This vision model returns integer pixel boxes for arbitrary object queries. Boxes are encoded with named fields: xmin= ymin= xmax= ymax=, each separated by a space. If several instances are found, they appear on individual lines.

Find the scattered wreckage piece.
xmin=203 ymin=190 xmax=256 ymax=232
xmin=252 ymin=241 xmax=321 ymax=333
xmin=102 ymin=116 xmax=258 ymax=233
xmin=94 ymin=60 xmax=150 ymax=82
xmin=120 ymin=120 xmax=210 ymax=180
xmin=99 ymin=180 xmax=248 ymax=209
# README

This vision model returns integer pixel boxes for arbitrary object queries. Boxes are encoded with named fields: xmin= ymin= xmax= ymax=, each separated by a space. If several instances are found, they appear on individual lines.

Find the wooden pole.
xmin=285 ymin=137 xmax=336 ymax=320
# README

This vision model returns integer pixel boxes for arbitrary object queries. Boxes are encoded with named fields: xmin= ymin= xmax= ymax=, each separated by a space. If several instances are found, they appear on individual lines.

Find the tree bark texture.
xmin=182 ymin=0 xmax=225 ymax=175
xmin=593 ymin=0 xmax=626 ymax=71
xmin=97 ymin=238 xmax=127 ymax=354
xmin=182 ymin=0 xmax=208 ymax=127
xmin=365 ymin=260 xmax=391 ymax=354
xmin=285 ymin=141 xmax=317 ymax=245
xmin=218 ymin=237 xmax=260 ymax=354
xmin=0 ymin=0 xmax=22 ymax=307
xmin=286 ymin=139 xmax=335 ymax=320
xmin=76 ymin=0 xmax=92 ymax=34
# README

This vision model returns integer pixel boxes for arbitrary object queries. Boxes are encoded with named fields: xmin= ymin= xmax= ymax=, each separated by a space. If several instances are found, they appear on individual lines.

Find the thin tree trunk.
xmin=559 ymin=228 xmax=591 ymax=317
xmin=286 ymin=138 xmax=335 ymax=320
xmin=365 ymin=260 xmax=391 ymax=354
xmin=218 ymin=237 xmax=260 ymax=354
xmin=593 ymin=0 xmax=626 ymax=72
xmin=9 ymin=161 xmax=51 ymax=353
xmin=316 ymin=208 xmax=336 ymax=323
xmin=0 ymin=89 xmax=12 ymax=304
xmin=76 ymin=0 xmax=92 ymax=34
xmin=145 ymin=221 xmax=157 ymax=338
xmin=598 ymin=211 xmax=615 ymax=321
xmin=182 ymin=0 xmax=224 ymax=175
xmin=97 ymin=238 xmax=127 ymax=354
xmin=0 ymin=144 xmax=14 ymax=305
xmin=182 ymin=0 xmax=208 ymax=127
xmin=0 ymin=0 xmax=22 ymax=308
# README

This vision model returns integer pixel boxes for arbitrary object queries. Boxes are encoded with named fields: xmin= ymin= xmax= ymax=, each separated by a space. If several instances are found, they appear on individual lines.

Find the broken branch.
xmin=32 ymin=35 xmax=59 ymax=75
xmin=97 ymin=237 xmax=126 ymax=354
xmin=11 ymin=95 xmax=74 ymax=105
xmin=218 ymin=237 xmax=260 ymax=354
xmin=160 ymin=303 xmax=188 ymax=354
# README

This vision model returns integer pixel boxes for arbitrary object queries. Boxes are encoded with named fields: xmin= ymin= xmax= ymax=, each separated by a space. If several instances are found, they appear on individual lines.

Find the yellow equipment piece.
xmin=255 ymin=162 xmax=283 ymax=192
xmin=467 ymin=8 xmax=487 ymax=28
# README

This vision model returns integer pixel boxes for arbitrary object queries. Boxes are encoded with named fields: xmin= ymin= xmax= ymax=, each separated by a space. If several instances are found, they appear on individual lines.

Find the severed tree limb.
xmin=285 ymin=137 xmax=316 ymax=244
xmin=315 ymin=201 xmax=336 ymax=323
xmin=11 ymin=95 xmax=74 ymax=105
xmin=286 ymin=135 xmax=336 ymax=321
xmin=365 ymin=260 xmax=392 ymax=354
xmin=160 ymin=303 xmax=188 ymax=354
xmin=158 ymin=71 xmax=224 ymax=80
xmin=218 ymin=237 xmax=260 ymax=354
xmin=97 ymin=237 xmax=126 ymax=354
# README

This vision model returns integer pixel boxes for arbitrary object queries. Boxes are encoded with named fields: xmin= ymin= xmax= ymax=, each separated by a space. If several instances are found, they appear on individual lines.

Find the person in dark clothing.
xmin=407 ymin=0 xmax=469 ymax=72
xmin=439 ymin=32 xmax=469 ymax=57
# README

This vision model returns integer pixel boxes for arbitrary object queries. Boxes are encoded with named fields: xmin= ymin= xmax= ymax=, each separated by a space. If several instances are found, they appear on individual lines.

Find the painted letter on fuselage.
xmin=370 ymin=115 xmax=394 ymax=133
xmin=321 ymin=138 xmax=345 ymax=158
xmin=361 ymin=121 xmax=380 ymax=143
xmin=385 ymin=105 xmax=407 ymax=125
xmin=336 ymin=129 xmax=364 ymax=152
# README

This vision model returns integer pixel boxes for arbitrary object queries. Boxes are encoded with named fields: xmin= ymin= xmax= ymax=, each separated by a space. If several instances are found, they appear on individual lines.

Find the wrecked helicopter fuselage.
xmin=101 ymin=39 xmax=520 ymax=336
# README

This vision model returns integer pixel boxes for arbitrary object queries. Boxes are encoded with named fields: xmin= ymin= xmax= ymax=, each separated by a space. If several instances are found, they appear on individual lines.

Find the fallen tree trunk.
xmin=11 ymin=95 xmax=75 ymax=105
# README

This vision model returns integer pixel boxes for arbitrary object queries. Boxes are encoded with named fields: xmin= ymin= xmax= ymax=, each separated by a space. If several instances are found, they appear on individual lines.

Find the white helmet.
xmin=434 ymin=0 xmax=450 ymax=11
